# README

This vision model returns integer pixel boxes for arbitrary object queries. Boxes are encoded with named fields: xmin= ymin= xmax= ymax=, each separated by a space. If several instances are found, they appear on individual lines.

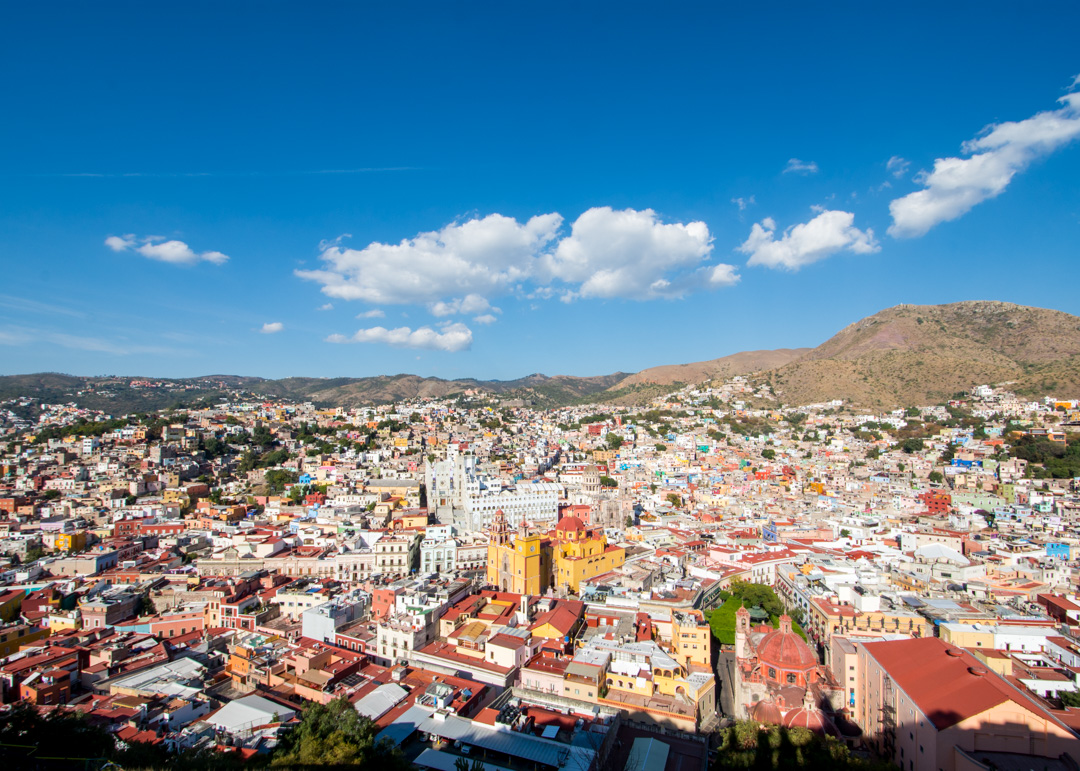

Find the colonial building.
xmin=485 ymin=510 xmax=550 ymax=595
xmin=733 ymin=606 xmax=843 ymax=732
xmin=551 ymin=515 xmax=625 ymax=593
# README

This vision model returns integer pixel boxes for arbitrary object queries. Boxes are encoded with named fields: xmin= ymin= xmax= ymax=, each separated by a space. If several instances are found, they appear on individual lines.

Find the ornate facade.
xmin=733 ymin=606 xmax=843 ymax=732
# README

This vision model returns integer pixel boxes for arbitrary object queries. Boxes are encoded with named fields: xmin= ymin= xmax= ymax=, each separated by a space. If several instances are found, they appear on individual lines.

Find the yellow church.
xmin=486 ymin=510 xmax=626 ymax=596
xmin=551 ymin=514 xmax=625 ymax=593
xmin=486 ymin=510 xmax=551 ymax=594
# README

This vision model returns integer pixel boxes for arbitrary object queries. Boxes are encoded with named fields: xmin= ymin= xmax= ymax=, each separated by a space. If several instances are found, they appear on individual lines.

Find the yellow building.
xmin=486 ymin=510 xmax=550 ymax=595
xmin=55 ymin=531 xmax=87 ymax=553
xmin=939 ymin=622 xmax=996 ymax=649
xmin=671 ymin=610 xmax=712 ymax=668
xmin=0 ymin=624 xmax=49 ymax=658
xmin=551 ymin=516 xmax=624 ymax=593
xmin=48 ymin=610 xmax=81 ymax=633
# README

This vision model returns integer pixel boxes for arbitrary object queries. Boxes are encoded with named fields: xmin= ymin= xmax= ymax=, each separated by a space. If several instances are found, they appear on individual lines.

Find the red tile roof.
xmin=862 ymin=637 xmax=1070 ymax=731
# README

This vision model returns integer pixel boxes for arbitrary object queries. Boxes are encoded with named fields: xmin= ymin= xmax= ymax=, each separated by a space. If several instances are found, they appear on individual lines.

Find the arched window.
xmin=786 ymin=673 xmax=797 ymax=685
xmin=767 ymin=667 xmax=776 ymax=679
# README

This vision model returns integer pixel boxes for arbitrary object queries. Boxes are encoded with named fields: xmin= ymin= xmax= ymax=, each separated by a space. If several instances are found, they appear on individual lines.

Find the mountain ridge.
xmin=2 ymin=301 xmax=1078 ymax=412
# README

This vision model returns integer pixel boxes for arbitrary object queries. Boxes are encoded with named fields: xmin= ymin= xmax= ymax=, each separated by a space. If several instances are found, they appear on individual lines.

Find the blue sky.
xmin=2 ymin=3 xmax=1079 ymax=381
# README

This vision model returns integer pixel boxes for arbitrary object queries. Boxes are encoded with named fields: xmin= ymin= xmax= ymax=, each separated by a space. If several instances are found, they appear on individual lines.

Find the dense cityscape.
xmin=5 ymin=4 xmax=1080 ymax=770
xmin=1 ymin=370 xmax=1079 ymax=770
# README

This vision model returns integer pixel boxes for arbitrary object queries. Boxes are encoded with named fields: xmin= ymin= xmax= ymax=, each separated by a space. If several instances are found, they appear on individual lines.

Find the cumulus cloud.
xmin=317 ymin=303 xmax=334 ymax=311
xmin=472 ymin=314 xmax=498 ymax=325
xmin=886 ymin=156 xmax=910 ymax=179
xmin=889 ymin=91 xmax=1080 ymax=238
xmin=783 ymin=158 xmax=819 ymax=175
xmin=297 ymin=213 xmax=562 ymax=305
xmin=260 ymin=322 xmax=284 ymax=334
xmin=299 ymin=207 xmax=737 ymax=324
xmin=739 ymin=210 xmax=880 ymax=271
xmin=731 ymin=195 xmax=755 ymax=211
xmin=704 ymin=263 xmax=740 ymax=286
xmin=540 ymin=207 xmax=718 ymax=300
xmin=428 ymin=294 xmax=494 ymax=317
xmin=356 ymin=309 xmax=386 ymax=319
xmin=326 ymin=322 xmax=472 ymax=352
xmin=105 ymin=234 xmax=229 ymax=265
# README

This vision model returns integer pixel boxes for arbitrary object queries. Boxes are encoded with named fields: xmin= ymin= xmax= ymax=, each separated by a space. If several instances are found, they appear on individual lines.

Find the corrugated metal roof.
xmin=355 ymin=682 xmax=408 ymax=721
xmin=379 ymin=704 xmax=433 ymax=746
xmin=417 ymin=713 xmax=595 ymax=769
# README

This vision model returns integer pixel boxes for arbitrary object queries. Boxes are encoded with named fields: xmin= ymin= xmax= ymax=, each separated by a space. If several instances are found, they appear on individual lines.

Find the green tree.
xmin=599 ymin=475 xmax=618 ymax=488
xmin=761 ymin=448 xmax=776 ymax=460
xmin=665 ymin=492 xmax=681 ymax=508
xmin=901 ymin=437 xmax=925 ymax=453
xmin=238 ymin=449 xmax=257 ymax=473
xmin=606 ymin=434 xmax=624 ymax=451
xmin=136 ymin=594 xmax=156 ymax=617
xmin=271 ymin=696 xmax=410 ymax=768
xmin=928 ymin=470 xmax=944 ymax=484
xmin=625 ymin=514 xmax=634 ymax=528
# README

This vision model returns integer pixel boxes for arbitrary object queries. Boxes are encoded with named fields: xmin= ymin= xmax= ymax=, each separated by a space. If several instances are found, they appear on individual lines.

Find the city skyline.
xmin=2 ymin=4 xmax=1080 ymax=380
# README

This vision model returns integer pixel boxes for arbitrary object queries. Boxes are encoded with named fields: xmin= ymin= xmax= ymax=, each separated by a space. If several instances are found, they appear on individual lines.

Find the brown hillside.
xmin=769 ymin=301 xmax=1080 ymax=408
xmin=617 ymin=349 xmax=811 ymax=388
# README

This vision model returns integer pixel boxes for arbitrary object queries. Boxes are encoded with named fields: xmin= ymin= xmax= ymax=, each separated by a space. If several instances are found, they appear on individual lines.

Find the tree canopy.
xmin=271 ymin=696 xmax=410 ymax=769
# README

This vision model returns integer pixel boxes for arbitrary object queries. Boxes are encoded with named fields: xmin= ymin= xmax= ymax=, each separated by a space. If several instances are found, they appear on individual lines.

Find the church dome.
xmin=783 ymin=704 xmax=828 ymax=733
xmin=750 ymin=699 xmax=782 ymax=725
xmin=756 ymin=616 xmax=817 ymax=672
xmin=556 ymin=515 xmax=585 ymax=534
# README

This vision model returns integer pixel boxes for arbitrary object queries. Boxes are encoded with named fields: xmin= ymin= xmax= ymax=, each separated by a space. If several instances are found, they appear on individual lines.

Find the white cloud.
xmin=428 ymin=294 xmax=493 ymax=317
xmin=317 ymin=303 xmax=334 ymax=311
xmin=297 ymin=213 xmax=562 ymax=305
xmin=472 ymin=314 xmax=498 ymax=325
xmin=889 ymin=91 xmax=1080 ymax=238
xmin=886 ymin=156 xmax=910 ymax=179
xmin=318 ymin=233 xmax=351 ymax=251
xmin=356 ymin=309 xmax=386 ymax=319
xmin=783 ymin=158 xmax=819 ymax=175
xmin=731 ymin=195 xmax=755 ymax=211
xmin=705 ymin=263 xmax=740 ymax=286
xmin=739 ymin=210 xmax=880 ymax=271
xmin=105 ymin=234 xmax=229 ymax=265
xmin=327 ymin=322 xmax=472 ymax=352
xmin=300 ymin=207 xmax=736 ymax=314
xmin=260 ymin=322 xmax=284 ymax=334
xmin=105 ymin=234 xmax=134 ymax=251
xmin=540 ymin=207 xmax=717 ymax=300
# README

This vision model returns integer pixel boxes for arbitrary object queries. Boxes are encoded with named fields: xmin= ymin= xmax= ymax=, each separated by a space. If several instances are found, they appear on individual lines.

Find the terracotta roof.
xmin=862 ymin=637 xmax=1071 ymax=731
xmin=757 ymin=627 xmax=818 ymax=671
xmin=556 ymin=515 xmax=585 ymax=533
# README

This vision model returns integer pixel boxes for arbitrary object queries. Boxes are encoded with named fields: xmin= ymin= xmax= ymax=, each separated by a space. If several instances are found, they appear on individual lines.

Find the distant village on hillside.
xmin=1 ymin=374 xmax=1080 ymax=770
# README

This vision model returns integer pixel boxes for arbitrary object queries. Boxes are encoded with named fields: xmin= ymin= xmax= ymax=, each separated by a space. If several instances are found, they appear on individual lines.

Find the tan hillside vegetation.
xmin=767 ymin=301 xmax=1080 ymax=409
xmin=616 ymin=349 xmax=811 ymax=388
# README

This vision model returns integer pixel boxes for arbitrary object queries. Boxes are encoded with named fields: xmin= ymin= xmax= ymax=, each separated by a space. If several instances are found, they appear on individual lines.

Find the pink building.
xmin=857 ymin=637 xmax=1080 ymax=771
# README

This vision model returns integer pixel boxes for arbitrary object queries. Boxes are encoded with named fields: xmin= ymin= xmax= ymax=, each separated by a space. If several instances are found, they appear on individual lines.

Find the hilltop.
xmin=767 ymin=301 xmax=1080 ymax=408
